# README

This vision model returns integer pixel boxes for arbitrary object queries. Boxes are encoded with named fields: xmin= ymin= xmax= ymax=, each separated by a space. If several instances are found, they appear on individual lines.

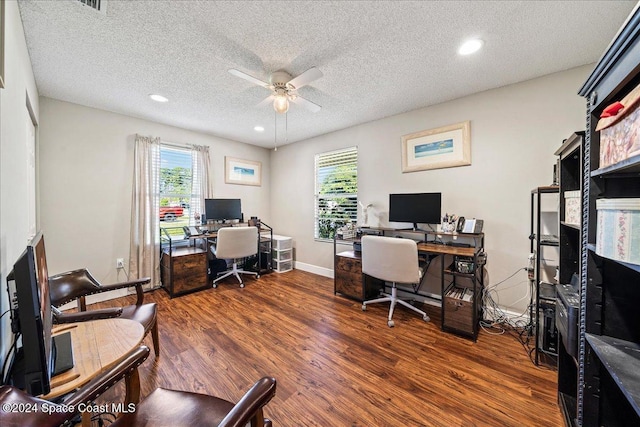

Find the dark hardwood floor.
xmin=93 ymin=269 xmax=562 ymax=426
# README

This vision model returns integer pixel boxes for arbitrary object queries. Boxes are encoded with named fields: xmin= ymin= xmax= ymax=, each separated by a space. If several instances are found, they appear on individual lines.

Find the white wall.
xmin=270 ymin=65 xmax=591 ymax=315
xmin=0 ymin=0 xmax=41 ymax=373
xmin=38 ymin=98 xmax=271 ymax=290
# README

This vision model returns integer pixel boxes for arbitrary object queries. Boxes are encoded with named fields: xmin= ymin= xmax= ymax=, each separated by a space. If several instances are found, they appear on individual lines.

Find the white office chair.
xmin=361 ymin=235 xmax=430 ymax=327
xmin=212 ymin=226 xmax=259 ymax=288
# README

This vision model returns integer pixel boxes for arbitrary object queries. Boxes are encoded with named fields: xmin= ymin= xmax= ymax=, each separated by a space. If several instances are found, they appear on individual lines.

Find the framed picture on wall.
xmin=401 ymin=121 xmax=471 ymax=172
xmin=225 ymin=156 xmax=262 ymax=186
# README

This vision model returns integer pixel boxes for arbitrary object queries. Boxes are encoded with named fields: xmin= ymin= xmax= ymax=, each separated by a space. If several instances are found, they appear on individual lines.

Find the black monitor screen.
xmin=10 ymin=232 xmax=53 ymax=396
xmin=389 ymin=193 xmax=442 ymax=228
xmin=205 ymin=198 xmax=242 ymax=222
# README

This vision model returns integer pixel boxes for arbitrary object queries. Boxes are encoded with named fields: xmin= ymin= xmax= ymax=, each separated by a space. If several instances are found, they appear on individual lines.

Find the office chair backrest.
xmin=215 ymin=226 xmax=259 ymax=259
xmin=361 ymin=236 xmax=420 ymax=284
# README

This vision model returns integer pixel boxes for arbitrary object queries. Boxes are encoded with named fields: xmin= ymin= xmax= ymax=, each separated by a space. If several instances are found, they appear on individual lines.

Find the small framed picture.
xmin=225 ymin=156 xmax=262 ymax=186
xmin=401 ymin=121 xmax=471 ymax=172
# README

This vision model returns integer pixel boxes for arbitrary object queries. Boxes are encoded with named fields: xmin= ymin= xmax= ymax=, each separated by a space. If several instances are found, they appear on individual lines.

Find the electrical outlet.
xmin=116 ymin=258 xmax=125 ymax=269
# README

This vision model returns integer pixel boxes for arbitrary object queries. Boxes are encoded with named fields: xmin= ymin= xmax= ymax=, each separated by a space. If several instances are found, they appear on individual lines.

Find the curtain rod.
xmin=136 ymin=134 xmax=207 ymax=150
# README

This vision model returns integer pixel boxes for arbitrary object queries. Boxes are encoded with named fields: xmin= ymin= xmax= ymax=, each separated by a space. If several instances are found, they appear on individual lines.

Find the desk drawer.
xmin=335 ymin=256 xmax=363 ymax=300
xmin=335 ymin=255 xmax=383 ymax=302
xmin=335 ymin=256 xmax=361 ymax=274
xmin=163 ymin=249 xmax=208 ymax=297
xmin=443 ymin=286 xmax=476 ymax=333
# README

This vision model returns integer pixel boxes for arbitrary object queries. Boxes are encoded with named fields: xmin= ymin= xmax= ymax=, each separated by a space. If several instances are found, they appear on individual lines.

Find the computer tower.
xmin=538 ymin=300 xmax=558 ymax=354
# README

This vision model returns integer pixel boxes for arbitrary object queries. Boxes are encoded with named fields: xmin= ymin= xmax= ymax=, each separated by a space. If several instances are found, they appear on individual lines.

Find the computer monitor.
xmin=7 ymin=232 xmax=54 ymax=396
xmin=388 ymin=192 xmax=442 ymax=230
xmin=205 ymin=198 xmax=242 ymax=222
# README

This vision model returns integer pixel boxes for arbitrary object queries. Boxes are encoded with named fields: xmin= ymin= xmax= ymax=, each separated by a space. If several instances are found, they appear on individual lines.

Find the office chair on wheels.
xmin=212 ymin=226 xmax=259 ymax=288
xmin=361 ymin=235 xmax=430 ymax=327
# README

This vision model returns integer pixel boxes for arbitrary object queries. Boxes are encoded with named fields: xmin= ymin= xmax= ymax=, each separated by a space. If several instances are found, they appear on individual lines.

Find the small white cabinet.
xmin=271 ymin=235 xmax=293 ymax=273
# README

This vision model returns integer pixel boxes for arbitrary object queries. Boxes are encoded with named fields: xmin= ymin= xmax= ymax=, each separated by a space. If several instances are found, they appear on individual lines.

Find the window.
xmin=159 ymin=145 xmax=205 ymax=233
xmin=314 ymin=147 xmax=358 ymax=240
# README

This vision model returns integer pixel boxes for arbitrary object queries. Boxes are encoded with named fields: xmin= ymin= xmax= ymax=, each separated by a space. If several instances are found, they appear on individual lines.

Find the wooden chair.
xmin=109 ymin=376 xmax=277 ymax=427
xmin=48 ymin=268 xmax=160 ymax=356
xmin=0 ymin=345 xmax=150 ymax=427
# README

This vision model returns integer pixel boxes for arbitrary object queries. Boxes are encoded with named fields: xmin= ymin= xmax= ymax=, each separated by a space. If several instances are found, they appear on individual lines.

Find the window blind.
xmin=314 ymin=147 xmax=358 ymax=239
xmin=159 ymin=145 xmax=193 ymax=232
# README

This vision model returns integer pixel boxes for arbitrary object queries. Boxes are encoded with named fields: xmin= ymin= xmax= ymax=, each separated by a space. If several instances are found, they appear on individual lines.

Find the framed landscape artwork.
xmin=401 ymin=121 xmax=471 ymax=172
xmin=225 ymin=156 xmax=262 ymax=186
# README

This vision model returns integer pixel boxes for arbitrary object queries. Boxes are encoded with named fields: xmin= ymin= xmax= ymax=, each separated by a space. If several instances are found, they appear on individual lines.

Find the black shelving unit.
xmin=530 ymin=186 xmax=560 ymax=366
xmin=554 ymin=131 xmax=583 ymax=426
xmin=576 ymin=5 xmax=640 ymax=426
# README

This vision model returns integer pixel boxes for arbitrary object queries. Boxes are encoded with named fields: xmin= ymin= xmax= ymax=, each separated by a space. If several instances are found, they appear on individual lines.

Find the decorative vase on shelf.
xmin=359 ymin=201 xmax=373 ymax=227
xmin=441 ymin=222 xmax=456 ymax=233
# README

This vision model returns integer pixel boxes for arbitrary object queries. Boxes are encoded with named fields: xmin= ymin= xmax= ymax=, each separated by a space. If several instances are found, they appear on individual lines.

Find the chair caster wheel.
xmin=256 ymin=275 xmax=260 ymax=279
xmin=362 ymin=304 xmax=367 ymax=311
xmin=240 ymin=283 xmax=245 ymax=288
xmin=387 ymin=320 xmax=394 ymax=327
xmin=212 ymin=283 xmax=218 ymax=289
xmin=423 ymin=315 xmax=430 ymax=322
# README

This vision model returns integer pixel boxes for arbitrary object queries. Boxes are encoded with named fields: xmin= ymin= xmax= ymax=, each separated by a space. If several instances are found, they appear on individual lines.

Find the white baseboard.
xmin=294 ymin=261 xmax=333 ymax=278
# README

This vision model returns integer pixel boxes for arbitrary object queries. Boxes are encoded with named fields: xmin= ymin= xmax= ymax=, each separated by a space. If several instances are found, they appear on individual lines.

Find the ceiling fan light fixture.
xmin=458 ymin=39 xmax=484 ymax=55
xmin=273 ymin=94 xmax=289 ymax=114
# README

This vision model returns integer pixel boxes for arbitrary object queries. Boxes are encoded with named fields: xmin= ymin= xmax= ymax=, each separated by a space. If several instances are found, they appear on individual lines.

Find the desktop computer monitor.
xmin=389 ymin=192 xmax=442 ymax=230
xmin=205 ymin=198 xmax=242 ymax=222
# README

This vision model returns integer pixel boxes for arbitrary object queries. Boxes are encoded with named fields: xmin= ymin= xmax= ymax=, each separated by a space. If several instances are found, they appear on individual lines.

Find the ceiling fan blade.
xmin=228 ymin=69 xmax=270 ymax=88
xmin=287 ymin=67 xmax=323 ymax=89
xmin=257 ymin=95 xmax=274 ymax=108
xmin=290 ymin=95 xmax=322 ymax=113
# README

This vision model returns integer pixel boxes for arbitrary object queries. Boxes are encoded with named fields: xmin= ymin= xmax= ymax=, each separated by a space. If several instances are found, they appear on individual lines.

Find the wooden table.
xmin=43 ymin=318 xmax=145 ymax=399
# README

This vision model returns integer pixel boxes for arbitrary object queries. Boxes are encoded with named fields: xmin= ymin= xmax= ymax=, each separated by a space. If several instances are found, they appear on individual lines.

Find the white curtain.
xmin=129 ymin=134 xmax=161 ymax=289
xmin=191 ymin=144 xmax=213 ymax=223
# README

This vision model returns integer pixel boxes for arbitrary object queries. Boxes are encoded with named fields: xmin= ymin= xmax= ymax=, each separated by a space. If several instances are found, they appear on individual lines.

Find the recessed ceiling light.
xmin=458 ymin=39 xmax=484 ymax=55
xmin=254 ymin=126 xmax=265 ymax=132
xmin=149 ymin=94 xmax=169 ymax=103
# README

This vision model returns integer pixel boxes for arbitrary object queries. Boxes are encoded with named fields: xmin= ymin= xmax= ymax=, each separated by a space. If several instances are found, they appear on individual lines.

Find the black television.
xmin=7 ymin=233 xmax=72 ymax=396
xmin=388 ymin=192 xmax=442 ymax=231
xmin=205 ymin=198 xmax=242 ymax=222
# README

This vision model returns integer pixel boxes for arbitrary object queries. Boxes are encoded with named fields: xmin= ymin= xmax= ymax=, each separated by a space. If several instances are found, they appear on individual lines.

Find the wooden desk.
xmin=334 ymin=234 xmax=486 ymax=340
xmin=44 ymin=318 xmax=145 ymax=399
xmin=416 ymin=242 xmax=476 ymax=257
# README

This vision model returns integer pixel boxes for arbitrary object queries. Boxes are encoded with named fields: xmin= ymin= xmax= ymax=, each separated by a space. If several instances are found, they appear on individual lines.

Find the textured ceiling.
xmin=18 ymin=0 xmax=638 ymax=148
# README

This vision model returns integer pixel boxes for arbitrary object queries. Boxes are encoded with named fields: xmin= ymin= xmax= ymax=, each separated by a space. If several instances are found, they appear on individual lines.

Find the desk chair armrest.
xmin=94 ymin=277 xmax=150 ymax=306
xmin=0 ymin=386 xmax=71 ymax=427
xmin=53 ymin=307 xmax=123 ymax=324
xmin=50 ymin=268 xmax=150 ymax=308
xmin=219 ymin=377 xmax=277 ymax=427
xmin=63 ymin=346 xmax=151 ymax=407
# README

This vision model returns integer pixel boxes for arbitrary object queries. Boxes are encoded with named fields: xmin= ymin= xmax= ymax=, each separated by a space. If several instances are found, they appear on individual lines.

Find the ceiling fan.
xmin=228 ymin=67 xmax=323 ymax=114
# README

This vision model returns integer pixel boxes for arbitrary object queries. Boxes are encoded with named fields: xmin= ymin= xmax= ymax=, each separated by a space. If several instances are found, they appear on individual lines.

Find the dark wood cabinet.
xmin=575 ymin=7 xmax=640 ymax=426
xmin=334 ymin=251 xmax=382 ymax=301
xmin=161 ymin=247 xmax=209 ymax=298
